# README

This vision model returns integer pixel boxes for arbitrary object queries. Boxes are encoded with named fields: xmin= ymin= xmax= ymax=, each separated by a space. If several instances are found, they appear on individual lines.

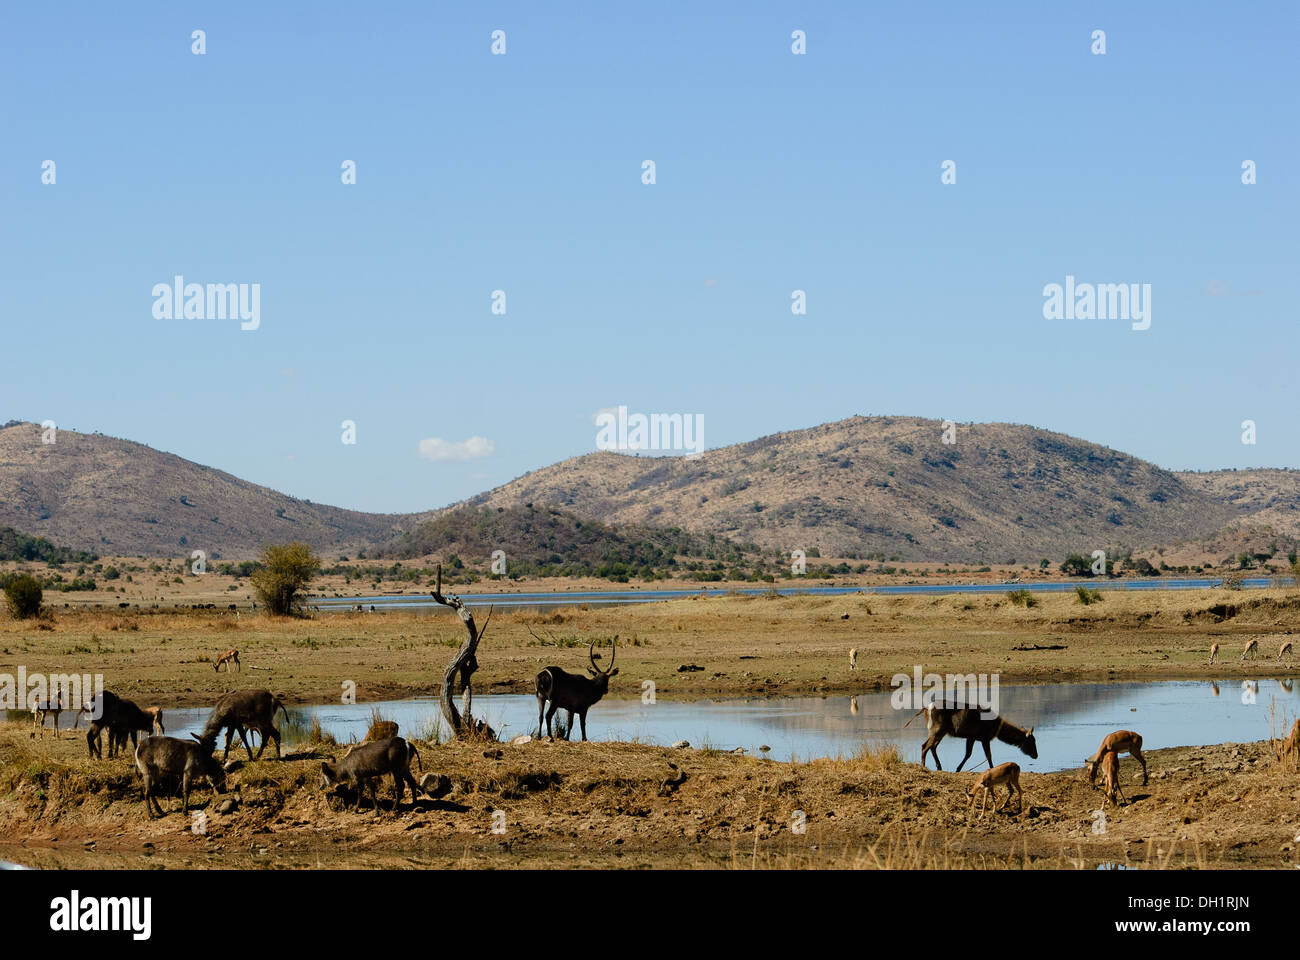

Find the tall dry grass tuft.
xmin=854 ymin=741 xmax=902 ymax=771
xmin=306 ymin=716 xmax=336 ymax=747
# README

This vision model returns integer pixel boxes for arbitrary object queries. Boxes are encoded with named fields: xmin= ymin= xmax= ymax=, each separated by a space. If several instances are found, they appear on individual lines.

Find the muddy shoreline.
xmin=1 ymin=730 xmax=1296 ymax=870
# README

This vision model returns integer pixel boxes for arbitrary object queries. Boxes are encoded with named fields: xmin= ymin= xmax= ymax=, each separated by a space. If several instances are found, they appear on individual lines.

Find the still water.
xmin=133 ymin=678 xmax=1296 ymax=774
xmin=310 ymin=578 xmax=1285 ymax=614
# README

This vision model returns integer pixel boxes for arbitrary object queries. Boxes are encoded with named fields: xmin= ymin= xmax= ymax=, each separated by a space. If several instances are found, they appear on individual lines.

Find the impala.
xmin=1086 ymin=730 xmax=1147 ymax=786
xmin=968 ymin=761 xmax=1022 ymax=816
xmin=1241 ymin=639 xmax=1258 ymax=661
xmin=1098 ymin=748 xmax=1125 ymax=806
xmin=1208 ymin=642 xmax=1219 ymax=665
xmin=213 ymin=649 xmax=241 ymax=672
xmin=32 ymin=691 xmax=63 ymax=738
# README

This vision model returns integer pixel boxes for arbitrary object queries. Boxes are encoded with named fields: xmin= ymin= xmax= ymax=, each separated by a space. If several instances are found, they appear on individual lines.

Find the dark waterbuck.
xmin=535 ymin=637 xmax=618 ymax=741
xmin=199 ymin=689 xmax=290 ymax=761
xmin=908 ymin=705 xmax=1038 ymax=771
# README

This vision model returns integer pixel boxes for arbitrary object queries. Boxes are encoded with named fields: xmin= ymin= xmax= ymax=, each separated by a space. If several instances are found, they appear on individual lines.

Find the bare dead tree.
xmin=431 ymin=565 xmax=495 ymax=740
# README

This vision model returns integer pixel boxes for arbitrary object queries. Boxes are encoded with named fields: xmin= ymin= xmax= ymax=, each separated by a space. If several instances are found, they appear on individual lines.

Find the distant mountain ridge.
xmin=1 ymin=416 xmax=1296 ymax=563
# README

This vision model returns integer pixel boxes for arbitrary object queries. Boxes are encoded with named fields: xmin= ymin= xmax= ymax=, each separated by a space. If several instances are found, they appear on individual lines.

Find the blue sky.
xmin=2 ymin=1 xmax=1295 ymax=515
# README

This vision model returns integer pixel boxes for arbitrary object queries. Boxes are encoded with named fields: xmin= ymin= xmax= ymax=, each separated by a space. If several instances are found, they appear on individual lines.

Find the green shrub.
xmin=251 ymin=542 xmax=321 ymax=615
xmin=1006 ymin=589 xmax=1037 ymax=607
xmin=3 ymin=574 xmax=43 ymax=619
xmin=1075 ymin=585 xmax=1103 ymax=605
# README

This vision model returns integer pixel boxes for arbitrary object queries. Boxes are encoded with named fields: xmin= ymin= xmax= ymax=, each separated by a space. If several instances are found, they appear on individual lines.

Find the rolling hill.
xmin=0 ymin=422 xmax=423 ymax=558
xmin=2 ymin=416 xmax=1297 ymax=565
xmin=452 ymin=416 xmax=1261 ymax=563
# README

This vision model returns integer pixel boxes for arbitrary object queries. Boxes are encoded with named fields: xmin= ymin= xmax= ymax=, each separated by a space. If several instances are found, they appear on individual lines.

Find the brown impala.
xmin=1086 ymin=730 xmax=1147 ymax=786
xmin=213 ymin=649 xmax=240 ymax=672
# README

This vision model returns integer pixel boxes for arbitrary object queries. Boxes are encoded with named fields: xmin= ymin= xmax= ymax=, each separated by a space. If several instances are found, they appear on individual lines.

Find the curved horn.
xmin=588 ymin=637 xmax=598 ymax=671
xmin=605 ymin=635 xmax=617 ymax=673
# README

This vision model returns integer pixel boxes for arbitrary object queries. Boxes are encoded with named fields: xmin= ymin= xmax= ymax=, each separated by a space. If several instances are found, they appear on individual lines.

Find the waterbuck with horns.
xmin=907 ymin=704 xmax=1038 ymax=771
xmin=535 ymin=637 xmax=618 ymax=741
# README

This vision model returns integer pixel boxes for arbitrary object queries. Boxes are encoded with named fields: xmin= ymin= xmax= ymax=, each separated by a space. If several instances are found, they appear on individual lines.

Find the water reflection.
xmin=121 ymin=678 xmax=1299 ymax=773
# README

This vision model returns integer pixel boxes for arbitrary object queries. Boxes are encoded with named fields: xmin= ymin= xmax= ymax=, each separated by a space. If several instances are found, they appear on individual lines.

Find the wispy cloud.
xmin=417 ymin=436 xmax=494 ymax=463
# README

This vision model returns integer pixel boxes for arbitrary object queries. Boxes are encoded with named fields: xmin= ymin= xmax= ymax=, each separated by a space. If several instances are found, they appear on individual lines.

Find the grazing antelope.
xmin=848 ymin=648 xmax=857 ymax=671
xmin=213 ymin=648 xmax=241 ymax=672
xmin=1098 ymin=748 xmax=1125 ymax=806
xmin=535 ymin=637 xmax=618 ymax=741
xmin=199 ymin=689 xmax=290 ymax=761
xmin=31 ymin=691 xmax=63 ymax=738
xmin=968 ymin=761 xmax=1022 ymax=816
xmin=1208 ymin=642 xmax=1219 ymax=665
xmin=1087 ymin=730 xmax=1147 ymax=786
xmin=1278 ymin=640 xmax=1293 ymax=661
xmin=136 ymin=736 xmax=227 ymax=818
xmin=1241 ymin=639 xmax=1258 ymax=661
xmin=909 ymin=705 xmax=1038 ymax=771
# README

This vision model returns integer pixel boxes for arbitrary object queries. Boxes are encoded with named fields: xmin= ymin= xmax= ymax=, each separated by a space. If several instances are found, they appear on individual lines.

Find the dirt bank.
xmin=1 ymin=723 xmax=1296 ymax=869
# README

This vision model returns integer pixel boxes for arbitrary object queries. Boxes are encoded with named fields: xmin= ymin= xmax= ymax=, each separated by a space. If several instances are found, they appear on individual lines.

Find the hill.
xmin=0 ymin=422 xmax=421 ymax=559
xmin=453 ymin=416 xmax=1257 ymax=564
xmin=4 ymin=416 xmax=1298 ymax=565
xmin=377 ymin=503 xmax=759 ymax=579
xmin=1174 ymin=469 xmax=1300 ymax=537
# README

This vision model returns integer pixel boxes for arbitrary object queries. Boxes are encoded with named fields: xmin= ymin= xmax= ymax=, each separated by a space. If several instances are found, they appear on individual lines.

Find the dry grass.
xmin=2 ymin=587 xmax=1298 ymax=708
xmin=0 ymin=722 xmax=1289 ymax=870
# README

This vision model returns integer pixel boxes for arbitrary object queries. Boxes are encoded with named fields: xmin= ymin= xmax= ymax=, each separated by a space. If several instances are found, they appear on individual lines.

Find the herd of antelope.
xmin=22 ymin=633 xmax=624 ymax=819
xmin=18 ymin=623 xmax=1299 ymax=824
xmin=909 ymin=634 xmax=1298 ymax=820
xmin=1207 ymin=637 xmax=1293 ymax=664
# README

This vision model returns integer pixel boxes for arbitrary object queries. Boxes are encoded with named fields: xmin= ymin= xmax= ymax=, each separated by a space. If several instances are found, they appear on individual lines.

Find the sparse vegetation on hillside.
xmin=0 ymin=526 xmax=97 ymax=564
xmin=0 ymin=422 xmax=425 ymax=558
xmin=459 ymin=417 xmax=1258 ymax=564
xmin=378 ymin=504 xmax=773 ymax=583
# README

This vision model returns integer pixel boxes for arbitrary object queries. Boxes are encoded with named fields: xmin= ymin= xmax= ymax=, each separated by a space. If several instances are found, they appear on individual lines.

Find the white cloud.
xmin=417 ymin=436 xmax=495 ymax=463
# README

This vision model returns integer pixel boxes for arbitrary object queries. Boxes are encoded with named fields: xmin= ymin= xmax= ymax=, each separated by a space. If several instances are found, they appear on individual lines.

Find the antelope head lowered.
xmin=535 ymin=637 xmax=619 ymax=742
